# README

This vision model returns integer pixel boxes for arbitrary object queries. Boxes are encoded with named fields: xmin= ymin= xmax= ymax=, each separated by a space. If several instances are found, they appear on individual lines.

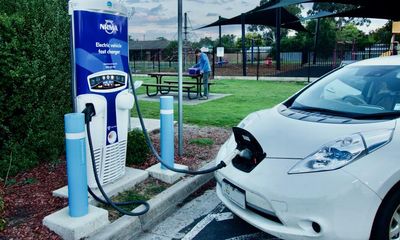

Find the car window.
xmin=292 ymin=65 xmax=400 ymax=116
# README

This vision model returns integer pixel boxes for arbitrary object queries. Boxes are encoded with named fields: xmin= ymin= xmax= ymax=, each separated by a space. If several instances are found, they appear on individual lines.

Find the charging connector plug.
xmin=82 ymin=103 xmax=96 ymax=123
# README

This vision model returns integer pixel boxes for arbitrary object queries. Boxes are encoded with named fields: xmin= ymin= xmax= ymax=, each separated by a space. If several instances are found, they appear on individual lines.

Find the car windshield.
xmin=291 ymin=65 xmax=400 ymax=119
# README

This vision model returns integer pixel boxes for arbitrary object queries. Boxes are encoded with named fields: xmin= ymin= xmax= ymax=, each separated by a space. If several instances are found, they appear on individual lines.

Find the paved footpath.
xmin=137 ymin=189 xmax=281 ymax=240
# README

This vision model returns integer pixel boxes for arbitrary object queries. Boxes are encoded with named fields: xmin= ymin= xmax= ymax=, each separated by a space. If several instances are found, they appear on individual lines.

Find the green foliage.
xmin=189 ymin=138 xmax=214 ymax=146
xmin=126 ymin=129 xmax=150 ymax=165
xmin=164 ymin=40 xmax=178 ymax=60
xmin=235 ymin=33 xmax=265 ymax=48
xmin=219 ymin=34 xmax=237 ymax=49
xmin=0 ymin=0 xmax=71 ymax=177
xmin=311 ymin=3 xmax=370 ymax=27
xmin=369 ymin=21 xmax=392 ymax=44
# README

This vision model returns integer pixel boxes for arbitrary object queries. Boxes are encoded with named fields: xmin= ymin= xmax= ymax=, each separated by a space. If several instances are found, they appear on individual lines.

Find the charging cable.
xmin=127 ymin=67 xmax=227 ymax=175
xmin=83 ymin=103 xmax=150 ymax=216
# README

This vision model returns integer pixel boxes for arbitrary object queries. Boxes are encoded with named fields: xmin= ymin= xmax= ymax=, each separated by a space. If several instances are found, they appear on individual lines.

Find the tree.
xmin=247 ymin=0 xmax=303 ymax=43
xmin=368 ymin=21 xmax=392 ymax=44
xmin=311 ymin=2 xmax=371 ymax=27
xmin=235 ymin=33 xmax=265 ymax=48
xmin=219 ymin=34 xmax=237 ymax=49
xmin=336 ymin=23 xmax=370 ymax=48
xmin=163 ymin=40 xmax=178 ymax=60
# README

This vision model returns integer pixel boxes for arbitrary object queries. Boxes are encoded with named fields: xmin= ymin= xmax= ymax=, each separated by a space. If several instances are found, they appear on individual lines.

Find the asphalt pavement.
xmin=137 ymin=188 xmax=281 ymax=240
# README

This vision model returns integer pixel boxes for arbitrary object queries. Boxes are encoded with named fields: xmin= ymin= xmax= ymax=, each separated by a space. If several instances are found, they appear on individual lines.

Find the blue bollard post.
xmin=160 ymin=96 xmax=174 ymax=170
xmin=64 ymin=113 xmax=88 ymax=217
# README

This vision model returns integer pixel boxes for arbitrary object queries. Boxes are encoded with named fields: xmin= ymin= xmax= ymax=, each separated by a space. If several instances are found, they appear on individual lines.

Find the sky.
xmin=125 ymin=0 xmax=389 ymax=41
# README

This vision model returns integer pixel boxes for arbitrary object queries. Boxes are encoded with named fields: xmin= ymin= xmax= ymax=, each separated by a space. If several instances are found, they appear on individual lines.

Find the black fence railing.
xmin=130 ymin=44 xmax=395 ymax=78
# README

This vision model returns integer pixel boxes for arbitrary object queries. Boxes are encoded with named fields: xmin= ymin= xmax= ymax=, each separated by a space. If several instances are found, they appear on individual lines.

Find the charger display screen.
xmin=89 ymin=74 xmax=126 ymax=90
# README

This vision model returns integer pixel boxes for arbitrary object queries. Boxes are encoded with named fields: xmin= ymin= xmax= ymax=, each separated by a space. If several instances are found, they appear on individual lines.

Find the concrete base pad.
xmin=53 ymin=167 xmax=148 ymax=204
xmin=43 ymin=205 xmax=109 ymax=240
xmin=146 ymin=163 xmax=188 ymax=184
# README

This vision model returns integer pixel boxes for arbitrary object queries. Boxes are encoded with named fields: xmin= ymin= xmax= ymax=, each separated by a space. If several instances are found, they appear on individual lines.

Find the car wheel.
xmin=371 ymin=189 xmax=400 ymax=240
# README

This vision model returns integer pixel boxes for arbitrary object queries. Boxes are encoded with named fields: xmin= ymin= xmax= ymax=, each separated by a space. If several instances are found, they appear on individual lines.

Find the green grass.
xmin=189 ymin=138 xmax=214 ymax=146
xmin=132 ymin=76 xmax=305 ymax=128
xmin=100 ymin=178 xmax=169 ymax=221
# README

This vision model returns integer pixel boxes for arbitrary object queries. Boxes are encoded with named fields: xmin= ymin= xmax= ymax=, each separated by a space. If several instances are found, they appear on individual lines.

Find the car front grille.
xmin=246 ymin=203 xmax=283 ymax=225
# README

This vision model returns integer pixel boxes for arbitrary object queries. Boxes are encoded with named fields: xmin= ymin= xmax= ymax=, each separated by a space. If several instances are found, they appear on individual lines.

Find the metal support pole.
xmin=313 ymin=18 xmax=320 ymax=65
xmin=178 ymin=0 xmax=183 ymax=156
xmin=241 ymin=13 xmax=247 ymax=76
xmin=160 ymin=96 xmax=174 ymax=169
xmin=219 ymin=16 xmax=222 ymax=63
xmin=153 ymin=52 xmax=155 ymax=70
xmin=251 ymin=39 xmax=254 ymax=65
xmin=308 ymin=50 xmax=311 ymax=83
xmin=257 ymin=46 xmax=260 ymax=80
xmin=158 ymin=50 xmax=161 ymax=72
xmin=275 ymin=7 xmax=281 ymax=71
xmin=184 ymin=12 xmax=188 ymax=69
xmin=212 ymin=47 xmax=215 ymax=78
xmin=64 ymin=113 xmax=88 ymax=217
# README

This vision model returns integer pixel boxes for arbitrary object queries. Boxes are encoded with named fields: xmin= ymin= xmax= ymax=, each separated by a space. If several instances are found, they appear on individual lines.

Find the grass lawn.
xmin=132 ymin=76 xmax=305 ymax=128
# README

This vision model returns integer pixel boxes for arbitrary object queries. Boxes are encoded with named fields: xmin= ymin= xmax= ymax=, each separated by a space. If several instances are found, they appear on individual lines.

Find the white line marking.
xmin=160 ymin=109 xmax=174 ymax=114
xmin=182 ymin=212 xmax=236 ymax=240
xmin=65 ymin=132 xmax=85 ymax=139
xmin=215 ymin=212 xmax=234 ymax=222
xmin=225 ymin=232 xmax=275 ymax=240
xmin=181 ymin=214 xmax=216 ymax=240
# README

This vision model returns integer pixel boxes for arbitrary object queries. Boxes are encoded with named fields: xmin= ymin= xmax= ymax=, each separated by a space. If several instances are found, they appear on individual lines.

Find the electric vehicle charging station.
xmin=70 ymin=0 xmax=134 ymax=188
xmin=44 ymin=0 xmax=230 ymax=237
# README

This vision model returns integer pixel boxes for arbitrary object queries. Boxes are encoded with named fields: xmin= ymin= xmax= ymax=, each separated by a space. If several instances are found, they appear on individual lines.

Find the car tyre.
xmin=371 ymin=188 xmax=400 ymax=240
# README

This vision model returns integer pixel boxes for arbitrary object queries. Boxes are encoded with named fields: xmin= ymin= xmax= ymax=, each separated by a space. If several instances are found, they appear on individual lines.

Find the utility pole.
xmin=178 ymin=0 xmax=184 ymax=156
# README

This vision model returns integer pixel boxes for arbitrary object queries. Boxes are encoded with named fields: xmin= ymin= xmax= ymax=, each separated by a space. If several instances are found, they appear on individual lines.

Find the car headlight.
xmin=288 ymin=129 xmax=394 ymax=174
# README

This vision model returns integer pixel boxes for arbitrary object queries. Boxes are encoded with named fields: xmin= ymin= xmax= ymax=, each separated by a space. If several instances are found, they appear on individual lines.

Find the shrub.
xmin=0 ymin=0 xmax=71 ymax=177
xmin=126 ymin=129 xmax=150 ymax=165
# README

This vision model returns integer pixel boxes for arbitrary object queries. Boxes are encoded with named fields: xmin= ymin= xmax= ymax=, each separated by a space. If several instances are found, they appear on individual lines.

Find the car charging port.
xmin=231 ymin=127 xmax=266 ymax=173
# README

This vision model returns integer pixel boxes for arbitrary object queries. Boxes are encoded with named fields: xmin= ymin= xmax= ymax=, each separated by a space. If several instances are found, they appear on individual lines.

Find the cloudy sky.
xmin=125 ymin=0 xmax=388 ymax=41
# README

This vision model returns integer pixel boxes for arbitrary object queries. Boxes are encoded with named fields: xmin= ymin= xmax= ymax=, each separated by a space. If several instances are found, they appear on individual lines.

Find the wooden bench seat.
xmin=142 ymin=83 xmax=197 ymax=99
xmin=163 ymin=80 xmax=215 ymax=86
xmin=163 ymin=80 xmax=215 ymax=92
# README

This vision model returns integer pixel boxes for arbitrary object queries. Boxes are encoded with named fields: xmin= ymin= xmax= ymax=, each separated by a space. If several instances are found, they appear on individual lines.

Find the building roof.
xmin=129 ymin=39 xmax=170 ymax=50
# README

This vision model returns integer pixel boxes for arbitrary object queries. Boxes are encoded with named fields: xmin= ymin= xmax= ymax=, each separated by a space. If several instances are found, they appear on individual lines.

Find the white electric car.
xmin=215 ymin=55 xmax=400 ymax=240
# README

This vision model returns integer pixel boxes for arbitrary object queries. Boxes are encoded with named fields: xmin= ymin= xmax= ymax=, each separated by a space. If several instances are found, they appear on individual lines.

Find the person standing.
xmin=193 ymin=49 xmax=211 ymax=100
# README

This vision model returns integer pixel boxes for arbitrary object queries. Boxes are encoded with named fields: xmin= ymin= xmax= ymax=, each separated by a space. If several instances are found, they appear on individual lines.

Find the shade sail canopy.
xmin=197 ymin=4 xmax=307 ymax=32
xmin=267 ymin=0 xmax=392 ymax=9
xmin=302 ymin=6 xmax=400 ymax=21
xmin=267 ymin=0 xmax=398 ymax=20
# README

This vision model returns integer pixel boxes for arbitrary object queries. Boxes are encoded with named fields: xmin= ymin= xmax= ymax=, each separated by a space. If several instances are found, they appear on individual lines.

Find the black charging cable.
xmin=83 ymin=104 xmax=150 ymax=216
xmin=127 ymin=67 xmax=226 ymax=174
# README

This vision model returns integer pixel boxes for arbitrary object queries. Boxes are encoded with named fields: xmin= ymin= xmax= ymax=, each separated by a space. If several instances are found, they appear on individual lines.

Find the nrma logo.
xmin=100 ymin=20 xmax=118 ymax=34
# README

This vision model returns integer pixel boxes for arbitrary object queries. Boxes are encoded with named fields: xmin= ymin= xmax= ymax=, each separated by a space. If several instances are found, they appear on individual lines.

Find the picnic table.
xmin=143 ymin=72 xmax=213 ymax=99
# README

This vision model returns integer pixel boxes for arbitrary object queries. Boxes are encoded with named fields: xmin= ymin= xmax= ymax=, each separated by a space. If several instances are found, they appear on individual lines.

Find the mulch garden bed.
xmin=0 ymin=124 xmax=231 ymax=240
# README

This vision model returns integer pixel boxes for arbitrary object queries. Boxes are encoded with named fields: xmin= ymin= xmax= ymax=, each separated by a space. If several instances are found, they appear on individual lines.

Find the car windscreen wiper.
xmin=350 ymin=111 xmax=400 ymax=120
xmin=289 ymin=106 xmax=350 ymax=117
